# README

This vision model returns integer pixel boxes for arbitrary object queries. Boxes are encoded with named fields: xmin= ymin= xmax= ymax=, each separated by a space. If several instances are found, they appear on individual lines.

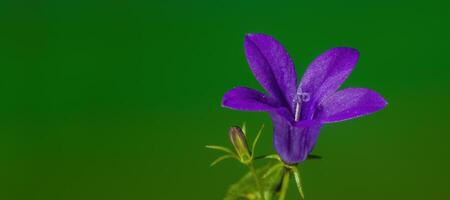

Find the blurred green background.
xmin=1 ymin=0 xmax=449 ymax=199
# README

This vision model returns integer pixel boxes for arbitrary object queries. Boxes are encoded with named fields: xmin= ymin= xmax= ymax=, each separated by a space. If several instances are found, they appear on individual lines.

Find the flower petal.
xmin=271 ymin=112 xmax=322 ymax=164
xmin=294 ymin=119 xmax=321 ymax=127
xmin=222 ymin=87 xmax=276 ymax=111
xmin=298 ymin=47 xmax=359 ymax=120
xmin=222 ymin=87 xmax=297 ymax=125
xmin=244 ymin=33 xmax=297 ymax=110
xmin=318 ymin=88 xmax=387 ymax=123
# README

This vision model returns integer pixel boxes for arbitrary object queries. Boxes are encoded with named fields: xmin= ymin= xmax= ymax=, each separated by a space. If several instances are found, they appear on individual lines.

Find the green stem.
xmin=278 ymin=168 xmax=290 ymax=200
xmin=249 ymin=163 xmax=266 ymax=200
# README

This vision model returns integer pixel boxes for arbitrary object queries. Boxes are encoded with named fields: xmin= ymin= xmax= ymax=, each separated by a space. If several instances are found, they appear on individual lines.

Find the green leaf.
xmin=224 ymin=162 xmax=284 ymax=200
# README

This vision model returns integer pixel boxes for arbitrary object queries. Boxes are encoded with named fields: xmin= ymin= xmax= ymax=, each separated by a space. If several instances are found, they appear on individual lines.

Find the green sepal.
xmin=291 ymin=166 xmax=305 ymax=199
xmin=261 ymin=154 xmax=282 ymax=162
xmin=241 ymin=122 xmax=247 ymax=136
xmin=205 ymin=145 xmax=236 ymax=156
xmin=306 ymin=154 xmax=322 ymax=160
xmin=251 ymin=124 xmax=264 ymax=158
xmin=210 ymin=154 xmax=236 ymax=167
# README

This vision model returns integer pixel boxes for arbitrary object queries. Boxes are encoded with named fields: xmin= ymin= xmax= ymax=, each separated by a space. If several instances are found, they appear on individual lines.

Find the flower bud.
xmin=229 ymin=126 xmax=251 ymax=163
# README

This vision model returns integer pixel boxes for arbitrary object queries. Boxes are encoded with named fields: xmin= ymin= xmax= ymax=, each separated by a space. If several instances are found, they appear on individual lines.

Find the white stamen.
xmin=294 ymin=102 xmax=301 ymax=121
xmin=294 ymin=89 xmax=310 ymax=122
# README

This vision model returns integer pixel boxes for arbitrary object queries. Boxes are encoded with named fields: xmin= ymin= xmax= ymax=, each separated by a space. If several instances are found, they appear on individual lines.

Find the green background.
xmin=1 ymin=0 xmax=449 ymax=199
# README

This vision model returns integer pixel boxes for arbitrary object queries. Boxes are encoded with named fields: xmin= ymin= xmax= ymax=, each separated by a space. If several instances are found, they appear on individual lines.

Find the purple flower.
xmin=222 ymin=34 xmax=387 ymax=164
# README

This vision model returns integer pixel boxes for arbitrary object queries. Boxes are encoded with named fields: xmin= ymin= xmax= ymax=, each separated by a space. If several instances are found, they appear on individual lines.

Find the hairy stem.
xmin=278 ymin=169 xmax=290 ymax=200
xmin=249 ymin=163 xmax=265 ymax=200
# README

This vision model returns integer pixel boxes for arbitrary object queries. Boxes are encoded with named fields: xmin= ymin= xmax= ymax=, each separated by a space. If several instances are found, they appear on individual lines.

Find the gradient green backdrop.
xmin=1 ymin=0 xmax=449 ymax=199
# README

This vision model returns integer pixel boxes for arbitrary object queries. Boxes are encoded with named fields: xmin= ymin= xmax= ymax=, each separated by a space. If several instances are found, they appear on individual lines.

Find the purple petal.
xmin=294 ymin=119 xmax=322 ymax=127
xmin=244 ymin=34 xmax=297 ymax=110
xmin=318 ymin=88 xmax=387 ymax=123
xmin=298 ymin=47 xmax=359 ymax=120
xmin=271 ymin=112 xmax=322 ymax=164
xmin=222 ymin=87 xmax=296 ymax=124
xmin=222 ymin=87 xmax=276 ymax=111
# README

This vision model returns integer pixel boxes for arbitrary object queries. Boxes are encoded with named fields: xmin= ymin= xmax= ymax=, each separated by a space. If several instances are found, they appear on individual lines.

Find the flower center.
xmin=294 ymin=89 xmax=310 ymax=122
